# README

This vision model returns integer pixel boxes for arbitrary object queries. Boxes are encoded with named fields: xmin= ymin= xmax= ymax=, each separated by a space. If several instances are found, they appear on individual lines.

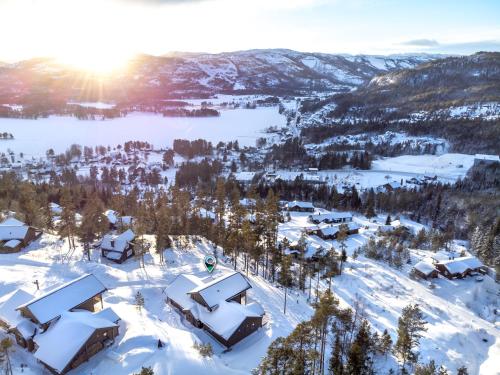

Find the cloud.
xmin=400 ymin=39 xmax=439 ymax=47
xmin=397 ymin=38 xmax=500 ymax=54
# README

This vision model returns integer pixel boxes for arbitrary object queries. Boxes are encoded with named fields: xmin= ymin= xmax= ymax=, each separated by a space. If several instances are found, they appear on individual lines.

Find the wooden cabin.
xmin=308 ymin=212 xmax=353 ymax=224
xmin=33 ymin=311 xmax=119 ymax=375
xmin=0 ymin=218 xmax=41 ymax=254
xmin=16 ymin=274 xmax=107 ymax=329
xmin=412 ymin=261 xmax=439 ymax=280
xmin=166 ymin=272 xmax=264 ymax=348
xmin=436 ymin=256 xmax=487 ymax=279
xmin=100 ymin=229 xmax=135 ymax=263
xmin=0 ymin=289 xmax=38 ymax=351
xmin=285 ymin=201 xmax=315 ymax=213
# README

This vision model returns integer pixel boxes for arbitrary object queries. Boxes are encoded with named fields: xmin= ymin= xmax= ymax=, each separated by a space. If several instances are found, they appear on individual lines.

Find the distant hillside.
xmin=300 ymin=52 xmax=500 ymax=124
xmin=0 ymin=49 xmax=442 ymax=105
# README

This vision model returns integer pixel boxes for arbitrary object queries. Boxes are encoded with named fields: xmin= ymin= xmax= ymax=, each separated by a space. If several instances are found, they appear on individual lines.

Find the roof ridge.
xmin=17 ymin=274 xmax=100 ymax=309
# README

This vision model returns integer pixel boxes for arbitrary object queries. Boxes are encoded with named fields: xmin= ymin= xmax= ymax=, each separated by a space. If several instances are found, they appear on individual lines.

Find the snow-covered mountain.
xmin=0 ymin=49 xmax=443 ymax=104
xmin=299 ymin=52 xmax=500 ymax=125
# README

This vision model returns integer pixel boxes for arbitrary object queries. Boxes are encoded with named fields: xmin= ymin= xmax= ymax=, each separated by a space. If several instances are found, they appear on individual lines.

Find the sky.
xmin=0 ymin=0 xmax=499 ymax=63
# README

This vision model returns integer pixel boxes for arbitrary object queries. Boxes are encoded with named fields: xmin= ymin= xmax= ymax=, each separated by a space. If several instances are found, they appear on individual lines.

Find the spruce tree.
xmin=394 ymin=304 xmax=427 ymax=368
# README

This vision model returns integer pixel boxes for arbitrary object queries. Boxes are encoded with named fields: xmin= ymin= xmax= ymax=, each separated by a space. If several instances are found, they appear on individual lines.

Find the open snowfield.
xmin=274 ymin=153 xmax=475 ymax=192
xmin=1 ymin=210 xmax=498 ymax=374
xmin=0 ymin=106 xmax=285 ymax=157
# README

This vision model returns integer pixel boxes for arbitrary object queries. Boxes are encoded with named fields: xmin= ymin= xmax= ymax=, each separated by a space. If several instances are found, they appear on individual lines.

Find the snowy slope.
xmin=0 ymin=212 xmax=498 ymax=374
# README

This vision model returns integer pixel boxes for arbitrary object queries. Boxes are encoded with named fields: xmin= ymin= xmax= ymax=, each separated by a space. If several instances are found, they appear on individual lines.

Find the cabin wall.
xmin=227 ymin=316 xmax=263 ymax=347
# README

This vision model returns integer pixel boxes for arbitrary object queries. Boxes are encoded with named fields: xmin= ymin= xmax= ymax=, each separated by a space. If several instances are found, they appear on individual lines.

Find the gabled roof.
xmin=0 ymin=289 xmax=35 ymax=327
xmin=166 ymin=274 xmax=205 ymax=311
xmin=414 ymin=261 xmax=437 ymax=276
xmin=439 ymin=256 xmax=484 ymax=274
xmin=309 ymin=212 xmax=353 ymax=221
xmin=17 ymin=274 xmax=107 ymax=325
xmin=101 ymin=229 xmax=135 ymax=253
xmin=195 ymin=300 xmax=263 ymax=340
xmin=0 ymin=224 xmax=29 ymax=241
xmin=34 ymin=311 xmax=117 ymax=373
xmin=103 ymin=209 xmax=118 ymax=225
xmin=188 ymin=272 xmax=252 ymax=309
xmin=286 ymin=201 xmax=314 ymax=209
xmin=0 ymin=217 xmax=25 ymax=226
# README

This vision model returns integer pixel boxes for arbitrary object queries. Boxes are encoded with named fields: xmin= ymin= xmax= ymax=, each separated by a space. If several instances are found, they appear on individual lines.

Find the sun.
xmin=55 ymin=46 xmax=133 ymax=75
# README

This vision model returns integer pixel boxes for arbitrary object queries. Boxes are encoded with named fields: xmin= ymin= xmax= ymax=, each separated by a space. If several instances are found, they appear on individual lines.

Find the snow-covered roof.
xmin=34 ymin=311 xmax=117 ymax=373
xmin=94 ymin=307 xmax=121 ymax=323
xmin=0 ymin=226 xmax=29 ymax=241
xmin=120 ymin=216 xmax=134 ymax=225
xmin=414 ymin=261 xmax=436 ymax=276
xmin=3 ymin=239 xmax=21 ymax=248
xmin=101 ymin=229 xmax=135 ymax=253
xmin=103 ymin=209 xmax=118 ymax=224
xmin=0 ymin=217 xmax=25 ymax=226
xmin=0 ymin=289 xmax=35 ymax=328
xmin=309 ymin=212 xmax=353 ymax=222
xmin=195 ymin=300 xmax=264 ymax=340
xmin=16 ymin=318 xmax=37 ymax=339
xmin=286 ymin=201 xmax=314 ymax=209
xmin=239 ymin=198 xmax=256 ymax=207
xmin=431 ymin=250 xmax=457 ymax=263
xmin=189 ymin=272 xmax=252 ymax=309
xmin=474 ymin=154 xmax=499 ymax=162
xmin=49 ymin=202 xmax=62 ymax=214
xmin=17 ymin=274 xmax=107 ymax=325
xmin=439 ymin=256 xmax=484 ymax=275
xmin=166 ymin=274 xmax=205 ymax=311
xmin=234 ymin=172 xmax=255 ymax=182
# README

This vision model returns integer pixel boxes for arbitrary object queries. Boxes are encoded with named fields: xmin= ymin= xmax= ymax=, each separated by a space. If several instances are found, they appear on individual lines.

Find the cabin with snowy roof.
xmin=308 ymin=212 xmax=353 ymax=224
xmin=0 ymin=289 xmax=38 ymax=350
xmin=286 ymin=201 xmax=315 ymax=212
xmin=166 ymin=272 xmax=264 ymax=348
xmin=435 ymin=256 xmax=487 ymax=279
xmin=33 ymin=310 xmax=119 ymax=374
xmin=100 ymin=229 xmax=135 ymax=263
xmin=0 ymin=274 xmax=119 ymax=374
xmin=412 ymin=261 xmax=439 ymax=280
xmin=307 ymin=222 xmax=360 ymax=240
xmin=16 ymin=274 xmax=108 ymax=328
xmin=0 ymin=217 xmax=41 ymax=253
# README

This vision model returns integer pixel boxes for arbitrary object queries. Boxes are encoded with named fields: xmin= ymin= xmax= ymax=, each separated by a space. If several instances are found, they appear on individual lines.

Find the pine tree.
xmin=135 ymin=291 xmax=145 ymax=311
xmin=329 ymin=335 xmax=344 ymax=375
xmin=378 ymin=329 xmax=392 ymax=357
xmin=0 ymin=337 xmax=13 ymax=375
xmin=78 ymin=195 xmax=107 ymax=261
xmin=385 ymin=214 xmax=392 ymax=225
xmin=59 ymin=189 xmax=77 ymax=250
xmin=394 ymin=304 xmax=427 ymax=368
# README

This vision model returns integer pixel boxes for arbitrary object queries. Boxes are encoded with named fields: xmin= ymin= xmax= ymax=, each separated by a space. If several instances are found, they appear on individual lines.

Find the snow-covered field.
xmin=0 ymin=106 xmax=285 ymax=157
xmin=1 ymin=210 xmax=498 ymax=374
xmin=274 ymin=153 xmax=475 ymax=191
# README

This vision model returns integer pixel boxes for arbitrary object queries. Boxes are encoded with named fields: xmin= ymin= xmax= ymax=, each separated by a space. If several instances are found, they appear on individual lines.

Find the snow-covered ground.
xmin=0 ymin=106 xmax=285 ymax=157
xmin=273 ymin=153 xmax=474 ymax=191
xmin=1 ymin=210 xmax=498 ymax=374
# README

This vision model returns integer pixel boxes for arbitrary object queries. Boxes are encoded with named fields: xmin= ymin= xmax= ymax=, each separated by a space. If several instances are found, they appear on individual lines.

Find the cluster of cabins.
xmin=413 ymin=251 xmax=487 ymax=280
xmin=0 ymin=274 xmax=120 ymax=374
xmin=0 ymin=217 xmax=41 ymax=253
xmin=166 ymin=271 xmax=265 ymax=348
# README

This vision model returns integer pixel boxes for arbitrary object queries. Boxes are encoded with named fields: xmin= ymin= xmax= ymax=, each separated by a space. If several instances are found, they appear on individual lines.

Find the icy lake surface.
xmin=0 ymin=107 xmax=285 ymax=156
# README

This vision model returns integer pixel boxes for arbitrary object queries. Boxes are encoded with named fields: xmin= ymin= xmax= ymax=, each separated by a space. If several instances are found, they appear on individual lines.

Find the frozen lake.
xmin=0 ymin=107 xmax=285 ymax=157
